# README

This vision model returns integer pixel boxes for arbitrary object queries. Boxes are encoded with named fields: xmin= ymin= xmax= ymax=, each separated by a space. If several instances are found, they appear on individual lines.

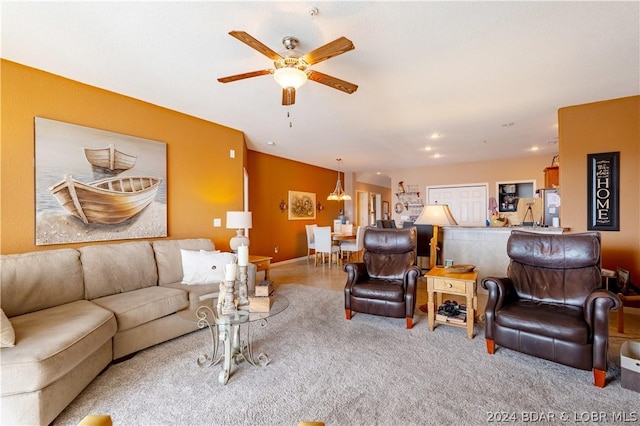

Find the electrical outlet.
xmin=274 ymin=246 xmax=279 ymax=253
xmin=229 ymin=149 xmax=235 ymax=158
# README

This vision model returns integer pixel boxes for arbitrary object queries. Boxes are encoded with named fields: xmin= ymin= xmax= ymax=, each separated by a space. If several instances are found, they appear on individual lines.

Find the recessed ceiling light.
xmin=424 ymin=146 xmax=433 ymax=151
xmin=266 ymin=141 xmax=276 ymax=146
xmin=429 ymin=133 xmax=442 ymax=139
xmin=376 ymin=172 xmax=381 ymax=175
xmin=432 ymin=153 xmax=442 ymax=159
xmin=531 ymin=146 xmax=540 ymax=151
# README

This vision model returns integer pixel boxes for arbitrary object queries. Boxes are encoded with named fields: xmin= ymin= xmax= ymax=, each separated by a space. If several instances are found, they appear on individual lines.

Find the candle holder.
xmin=221 ymin=280 xmax=237 ymax=315
xmin=237 ymin=265 xmax=249 ymax=306
xmin=216 ymin=281 xmax=226 ymax=313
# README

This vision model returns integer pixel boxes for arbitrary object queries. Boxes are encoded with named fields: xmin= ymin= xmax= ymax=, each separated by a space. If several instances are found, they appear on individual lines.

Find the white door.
xmin=428 ymin=184 xmax=488 ymax=226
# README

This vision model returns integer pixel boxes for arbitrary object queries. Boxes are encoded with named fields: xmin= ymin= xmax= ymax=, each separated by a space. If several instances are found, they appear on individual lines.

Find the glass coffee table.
xmin=179 ymin=294 xmax=289 ymax=384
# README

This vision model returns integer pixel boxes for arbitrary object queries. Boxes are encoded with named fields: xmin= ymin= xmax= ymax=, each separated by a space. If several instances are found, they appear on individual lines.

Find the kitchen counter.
xmin=440 ymin=226 xmax=569 ymax=294
xmin=443 ymin=225 xmax=569 ymax=234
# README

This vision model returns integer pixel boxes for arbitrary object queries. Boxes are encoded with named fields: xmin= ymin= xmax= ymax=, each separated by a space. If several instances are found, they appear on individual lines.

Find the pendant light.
xmin=327 ymin=158 xmax=351 ymax=201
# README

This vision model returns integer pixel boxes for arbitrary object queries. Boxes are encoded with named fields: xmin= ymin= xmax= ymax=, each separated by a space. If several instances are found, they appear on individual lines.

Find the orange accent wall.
xmin=1 ymin=60 xmax=246 ymax=254
xmin=247 ymin=151 xmax=344 ymax=261
xmin=558 ymin=95 xmax=640 ymax=278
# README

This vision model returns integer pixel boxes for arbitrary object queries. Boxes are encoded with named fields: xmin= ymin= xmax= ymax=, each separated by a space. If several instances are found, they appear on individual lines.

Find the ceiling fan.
xmin=217 ymin=31 xmax=358 ymax=106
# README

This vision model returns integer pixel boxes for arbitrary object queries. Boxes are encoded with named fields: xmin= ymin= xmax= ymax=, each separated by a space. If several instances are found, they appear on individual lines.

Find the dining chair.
xmin=314 ymin=226 xmax=341 ymax=267
xmin=305 ymin=224 xmax=317 ymax=262
xmin=340 ymin=225 xmax=365 ymax=262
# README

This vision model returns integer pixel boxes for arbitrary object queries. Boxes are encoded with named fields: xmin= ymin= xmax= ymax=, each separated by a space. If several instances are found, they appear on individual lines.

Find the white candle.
xmin=238 ymin=245 xmax=249 ymax=266
xmin=225 ymin=263 xmax=237 ymax=281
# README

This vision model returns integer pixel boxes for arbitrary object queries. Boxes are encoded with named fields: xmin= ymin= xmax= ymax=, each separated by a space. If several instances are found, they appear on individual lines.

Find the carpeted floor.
xmin=54 ymin=284 xmax=638 ymax=425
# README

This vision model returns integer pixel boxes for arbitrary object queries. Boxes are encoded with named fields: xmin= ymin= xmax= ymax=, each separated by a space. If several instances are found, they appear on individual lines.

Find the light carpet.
xmin=54 ymin=284 xmax=638 ymax=425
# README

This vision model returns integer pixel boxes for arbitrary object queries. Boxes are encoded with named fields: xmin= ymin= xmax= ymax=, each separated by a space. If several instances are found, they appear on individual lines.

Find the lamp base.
xmin=230 ymin=229 xmax=249 ymax=253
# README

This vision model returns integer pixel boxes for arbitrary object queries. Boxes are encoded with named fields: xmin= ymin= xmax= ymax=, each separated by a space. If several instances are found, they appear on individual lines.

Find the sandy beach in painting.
xmin=36 ymin=202 xmax=167 ymax=246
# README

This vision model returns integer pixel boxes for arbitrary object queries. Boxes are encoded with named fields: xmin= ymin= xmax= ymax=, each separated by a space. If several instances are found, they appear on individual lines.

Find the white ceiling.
xmin=2 ymin=1 xmax=638 ymax=177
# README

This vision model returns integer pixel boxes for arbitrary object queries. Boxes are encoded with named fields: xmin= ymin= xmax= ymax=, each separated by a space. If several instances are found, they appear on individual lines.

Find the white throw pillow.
xmin=1 ymin=308 xmax=15 ymax=348
xmin=181 ymin=249 xmax=235 ymax=285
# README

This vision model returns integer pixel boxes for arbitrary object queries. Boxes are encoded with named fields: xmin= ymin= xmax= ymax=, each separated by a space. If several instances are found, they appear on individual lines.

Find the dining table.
xmin=331 ymin=232 xmax=356 ymax=242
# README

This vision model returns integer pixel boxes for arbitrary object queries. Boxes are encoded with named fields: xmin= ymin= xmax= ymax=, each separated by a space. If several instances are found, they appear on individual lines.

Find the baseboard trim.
xmin=272 ymin=256 xmax=307 ymax=266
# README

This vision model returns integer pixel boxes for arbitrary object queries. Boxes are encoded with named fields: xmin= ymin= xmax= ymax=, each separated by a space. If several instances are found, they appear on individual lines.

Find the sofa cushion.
xmin=181 ymin=249 xmax=236 ymax=285
xmin=0 ymin=300 xmax=116 ymax=396
xmin=0 ymin=248 xmax=84 ymax=317
xmin=163 ymin=282 xmax=222 ymax=309
xmin=1 ymin=309 xmax=15 ymax=348
xmin=164 ymin=263 xmax=258 ymax=309
xmin=152 ymin=238 xmax=215 ymax=286
xmin=91 ymin=286 xmax=188 ymax=332
xmin=80 ymin=241 xmax=158 ymax=300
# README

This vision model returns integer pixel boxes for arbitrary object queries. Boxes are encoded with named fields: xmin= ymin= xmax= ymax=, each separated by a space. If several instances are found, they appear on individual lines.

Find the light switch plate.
xmin=213 ymin=218 xmax=221 ymax=227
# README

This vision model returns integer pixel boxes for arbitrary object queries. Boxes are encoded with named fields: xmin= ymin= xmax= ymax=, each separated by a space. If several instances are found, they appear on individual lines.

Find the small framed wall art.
xmin=288 ymin=190 xmax=316 ymax=220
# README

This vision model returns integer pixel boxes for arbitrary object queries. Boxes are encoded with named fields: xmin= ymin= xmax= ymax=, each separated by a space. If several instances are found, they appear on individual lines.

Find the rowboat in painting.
xmin=83 ymin=144 xmax=137 ymax=173
xmin=49 ymin=175 xmax=161 ymax=224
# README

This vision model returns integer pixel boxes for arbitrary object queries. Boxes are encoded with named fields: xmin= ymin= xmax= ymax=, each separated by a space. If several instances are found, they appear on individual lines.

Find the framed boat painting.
xmin=35 ymin=117 xmax=167 ymax=245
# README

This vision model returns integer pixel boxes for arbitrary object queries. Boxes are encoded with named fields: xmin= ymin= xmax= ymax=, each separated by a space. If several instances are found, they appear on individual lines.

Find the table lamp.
xmin=226 ymin=211 xmax=252 ymax=252
xmin=414 ymin=203 xmax=458 ymax=269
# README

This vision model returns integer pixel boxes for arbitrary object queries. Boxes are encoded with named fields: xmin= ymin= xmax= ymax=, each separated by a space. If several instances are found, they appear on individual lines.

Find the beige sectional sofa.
xmin=0 ymin=238 xmax=256 ymax=425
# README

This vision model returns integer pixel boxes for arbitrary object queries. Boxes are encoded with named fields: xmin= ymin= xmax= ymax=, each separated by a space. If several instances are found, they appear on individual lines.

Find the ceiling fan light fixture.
xmin=274 ymin=67 xmax=308 ymax=89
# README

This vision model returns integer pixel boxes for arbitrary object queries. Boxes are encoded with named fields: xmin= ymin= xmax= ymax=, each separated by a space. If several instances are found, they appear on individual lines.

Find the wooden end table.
xmin=249 ymin=255 xmax=272 ymax=281
xmin=425 ymin=267 xmax=478 ymax=339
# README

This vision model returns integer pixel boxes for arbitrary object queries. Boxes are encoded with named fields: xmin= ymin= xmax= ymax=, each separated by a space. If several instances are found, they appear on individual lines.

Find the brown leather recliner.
xmin=344 ymin=227 xmax=421 ymax=329
xmin=482 ymin=231 xmax=621 ymax=387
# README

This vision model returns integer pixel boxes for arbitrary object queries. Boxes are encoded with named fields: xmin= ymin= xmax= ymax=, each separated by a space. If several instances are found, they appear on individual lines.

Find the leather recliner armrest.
xmin=482 ymin=277 xmax=516 ymax=311
xmin=583 ymin=289 xmax=621 ymax=371
xmin=481 ymin=277 xmax=515 ymax=340
xmin=343 ymin=262 xmax=368 ymax=286
xmin=403 ymin=266 xmax=422 ymax=291
xmin=583 ymin=289 xmax=621 ymax=327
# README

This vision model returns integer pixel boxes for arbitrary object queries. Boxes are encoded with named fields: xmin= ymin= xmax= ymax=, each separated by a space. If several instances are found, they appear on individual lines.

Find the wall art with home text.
xmin=587 ymin=151 xmax=619 ymax=231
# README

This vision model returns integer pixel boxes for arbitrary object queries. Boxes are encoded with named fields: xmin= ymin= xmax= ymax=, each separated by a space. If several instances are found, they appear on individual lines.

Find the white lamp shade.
xmin=274 ymin=67 xmax=308 ymax=89
xmin=226 ymin=211 xmax=252 ymax=252
xmin=414 ymin=204 xmax=458 ymax=226
xmin=226 ymin=211 xmax=252 ymax=229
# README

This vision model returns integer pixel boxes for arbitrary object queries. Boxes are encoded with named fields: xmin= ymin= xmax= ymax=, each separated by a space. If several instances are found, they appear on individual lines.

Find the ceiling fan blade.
xmin=282 ymin=88 xmax=296 ymax=106
xmin=302 ymin=37 xmax=355 ymax=65
xmin=307 ymin=71 xmax=358 ymax=94
xmin=217 ymin=69 xmax=272 ymax=83
xmin=228 ymin=31 xmax=282 ymax=61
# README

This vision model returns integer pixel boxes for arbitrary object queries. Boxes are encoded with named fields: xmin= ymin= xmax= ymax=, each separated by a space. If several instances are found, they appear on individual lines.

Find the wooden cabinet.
xmin=544 ymin=166 xmax=559 ymax=188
